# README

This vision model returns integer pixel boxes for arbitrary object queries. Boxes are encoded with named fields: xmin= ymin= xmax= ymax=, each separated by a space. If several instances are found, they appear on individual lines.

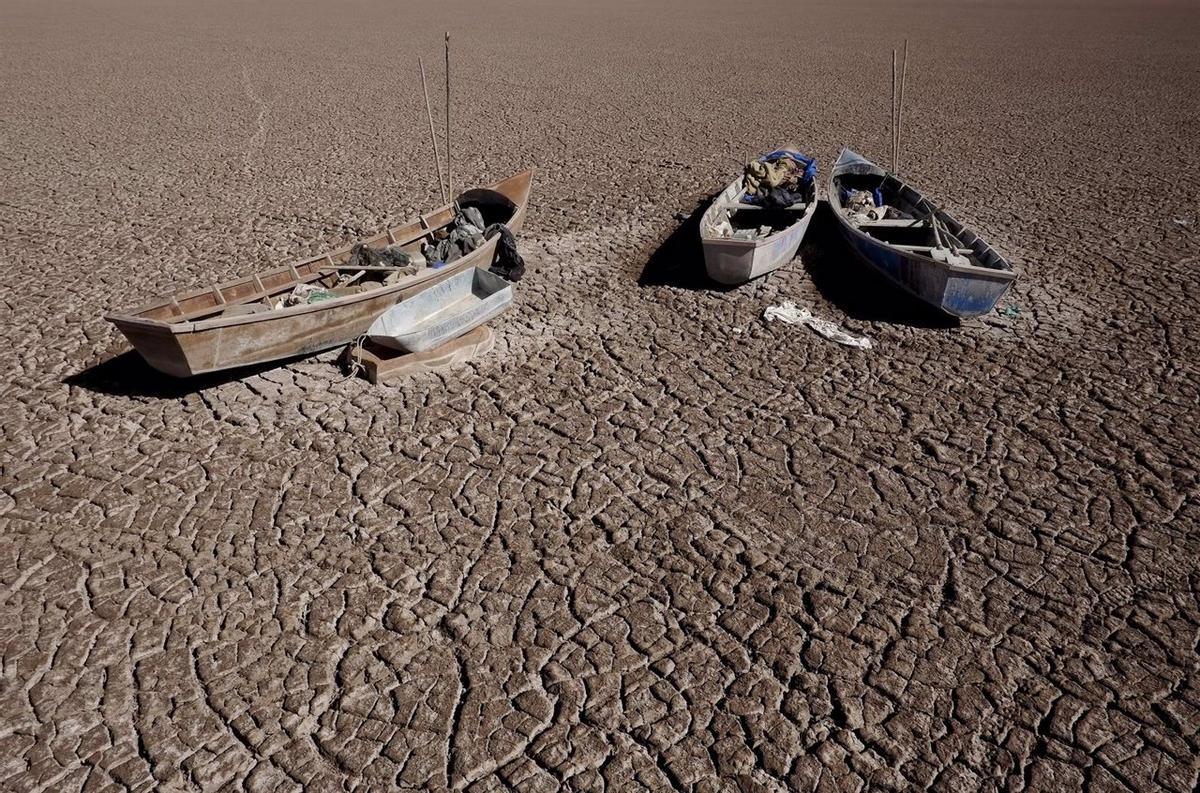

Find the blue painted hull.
xmin=828 ymin=149 xmax=1016 ymax=319
xmin=836 ymin=223 xmax=1015 ymax=318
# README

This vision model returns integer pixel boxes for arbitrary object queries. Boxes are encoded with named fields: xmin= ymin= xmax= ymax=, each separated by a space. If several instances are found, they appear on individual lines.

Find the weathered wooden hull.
xmin=701 ymin=175 xmax=816 ymax=286
xmin=828 ymin=150 xmax=1015 ymax=318
xmin=112 ymin=255 xmax=489 ymax=376
xmin=106 ymin=170 xmax=533 ymax=376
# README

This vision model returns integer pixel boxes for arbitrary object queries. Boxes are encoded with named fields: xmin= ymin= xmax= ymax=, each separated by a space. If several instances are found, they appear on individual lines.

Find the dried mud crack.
xmin=1 ymin=0 xmax=1198 ymax=790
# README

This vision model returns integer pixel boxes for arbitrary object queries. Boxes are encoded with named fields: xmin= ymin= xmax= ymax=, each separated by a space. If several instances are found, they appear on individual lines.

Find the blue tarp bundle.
xmin=742 ymin=149 xmax=817 ymax=206
xmin=759 ymin=149 xmax=817 ymax=184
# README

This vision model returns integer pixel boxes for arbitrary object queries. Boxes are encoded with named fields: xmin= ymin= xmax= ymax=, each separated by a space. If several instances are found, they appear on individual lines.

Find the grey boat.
xmin=367 ymin=266 xmax=513 ymax=353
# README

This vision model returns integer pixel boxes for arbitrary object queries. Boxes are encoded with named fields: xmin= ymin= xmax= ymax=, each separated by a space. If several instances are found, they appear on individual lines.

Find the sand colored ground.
xmin=1 ymin=0 xmax=1198 ymax=789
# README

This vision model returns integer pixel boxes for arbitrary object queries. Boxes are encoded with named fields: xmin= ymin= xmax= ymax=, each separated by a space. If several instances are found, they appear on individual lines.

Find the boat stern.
xmin=940 ymin=268 xmax=1017 ymax=318
xmin=104 ymin=315 xmax=197 ymax=377
xmin=702 ymin=237 xmax=759 ymax=285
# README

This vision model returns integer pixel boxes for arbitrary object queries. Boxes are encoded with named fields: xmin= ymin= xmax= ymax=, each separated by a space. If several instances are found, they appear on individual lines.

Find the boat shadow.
xmin=801 ymin=202 xmax=960 ymax=329
xmin=63 ymin=350 xmax=314 ymax=399
xmin=638 ymin=195 xmax=734 ymax=291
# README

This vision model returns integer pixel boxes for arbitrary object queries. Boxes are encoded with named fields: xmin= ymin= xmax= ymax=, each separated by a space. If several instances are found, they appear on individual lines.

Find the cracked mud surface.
xmin=2 ymin=0 xmax=1198 ymax=790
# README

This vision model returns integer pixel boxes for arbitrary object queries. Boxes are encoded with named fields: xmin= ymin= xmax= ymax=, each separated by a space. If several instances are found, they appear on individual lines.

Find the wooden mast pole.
xmin=897 ymin=39 xmax=909 ymax=174
xmin=445 ymin=32 xmax=452 ymax=203
xmin=891 ymin=49 xmax=897 ymax=171
xmin=419 ymin=57 xmax=447 ymax=203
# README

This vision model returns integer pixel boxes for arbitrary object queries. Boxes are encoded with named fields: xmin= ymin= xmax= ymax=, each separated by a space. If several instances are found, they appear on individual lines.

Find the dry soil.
xmin=1 ymin=0 xmax=1198 ymax=790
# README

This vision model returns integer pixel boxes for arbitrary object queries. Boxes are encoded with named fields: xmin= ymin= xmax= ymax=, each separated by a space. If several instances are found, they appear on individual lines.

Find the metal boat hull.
xmin=367 ymin=267 xmax=514 ymax=353
xmin=701 ymin=171 xmax=817 ymax=286
xmin=836 ymin=222 xmax=1017 ymax=317
xmin=828 ymin=149 xmax=1015 ymax=318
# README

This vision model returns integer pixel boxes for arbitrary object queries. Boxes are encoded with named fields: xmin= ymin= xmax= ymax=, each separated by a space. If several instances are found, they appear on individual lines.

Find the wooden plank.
xmin=343 ymin=325 xmax=494 ymax=385
xmin=319 ymin=265 xmax=420 ymax=273
xmin=892 ymin=243 xmax=974 ymax=255
xmin=734 ymin=202 xmax=807 ymax=212
xmin=854 ymin=218 xmax=927 ymax=228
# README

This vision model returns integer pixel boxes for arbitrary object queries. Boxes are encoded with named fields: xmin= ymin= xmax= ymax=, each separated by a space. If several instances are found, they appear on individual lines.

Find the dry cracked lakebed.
xmin=1 ymin=0 xmax=1198 ymax=790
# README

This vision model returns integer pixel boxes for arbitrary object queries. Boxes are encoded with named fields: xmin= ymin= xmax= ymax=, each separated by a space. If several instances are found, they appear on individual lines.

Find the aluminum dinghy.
xmin=367 ymin=266 xmax=514 ymax=353
xmin=828 ymin=150 xmax=1015 ymax=317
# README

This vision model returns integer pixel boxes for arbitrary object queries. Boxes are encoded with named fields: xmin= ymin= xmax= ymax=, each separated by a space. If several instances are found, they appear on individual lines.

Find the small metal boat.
xmin=104 ymin=169 xmax=533 ymax=376
xmin=828 ymin=149 xmax=1015 ymax=317
xmin=366 ymin=266 xmax=514 ymax=353
xmin=700 ymin=149 xmax=817 ymax=285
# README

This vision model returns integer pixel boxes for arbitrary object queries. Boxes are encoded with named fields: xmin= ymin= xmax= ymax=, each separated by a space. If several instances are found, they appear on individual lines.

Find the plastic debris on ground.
xmin=763 ymin=302 xmax=872 ymax=349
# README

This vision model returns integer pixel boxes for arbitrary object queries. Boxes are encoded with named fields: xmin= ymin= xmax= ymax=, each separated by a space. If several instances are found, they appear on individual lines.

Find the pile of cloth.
xmin=347 ymin=242 xmax=422 ymax=274
xmin=709 ymin=219 xmax=775 ymax=241
xmin=842 ymin=188 xmax=913 ymax=223
xmin=425 ymin=206 xmax=488 ymax=266
xmin=274 ymin=283 xmax=336 ymax=309
xmin=424 ymin=206 xmax=525 ymax=282
xmin=742 ymin=150 xmax=816 ymax=208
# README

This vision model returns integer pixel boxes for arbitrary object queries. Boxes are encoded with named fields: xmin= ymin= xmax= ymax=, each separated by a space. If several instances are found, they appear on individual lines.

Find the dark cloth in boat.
xmin=426 ymin=222 xmax=485 ymax=266
xmin=756 ymin=186 xmax=807 ymax=209
xmin=347 ymin=242 xmax=419 ymax=273
xmin=424 ymin=208 xmax=489 ymax=266
xmin=484 ymin=223 xmax=525 ymax=282
xmin=461 ymin=206 xmax=486 ymax=230
xmin=423 ymin=210 xmax=524 ymax=280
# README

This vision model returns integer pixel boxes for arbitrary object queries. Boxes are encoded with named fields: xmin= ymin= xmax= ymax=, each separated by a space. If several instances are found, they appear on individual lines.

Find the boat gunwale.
xmin=104 ymin=169 xmax=534 ymax=336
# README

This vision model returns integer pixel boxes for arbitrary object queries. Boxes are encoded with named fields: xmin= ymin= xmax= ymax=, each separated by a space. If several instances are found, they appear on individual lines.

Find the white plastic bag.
xmin=763 ymin=302 xmax=872 ymax=349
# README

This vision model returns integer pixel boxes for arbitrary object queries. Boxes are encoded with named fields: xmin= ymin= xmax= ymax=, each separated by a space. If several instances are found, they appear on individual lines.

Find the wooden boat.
xmin=700 ymin=149 xmax=817 ymax=285
xmin=828 ymin=149 xmax=1015 ymax=317
xmin=367 ymin=266 xmax=513 ymax=353
xmin=104 ymin=169 xmax=534 ymax=376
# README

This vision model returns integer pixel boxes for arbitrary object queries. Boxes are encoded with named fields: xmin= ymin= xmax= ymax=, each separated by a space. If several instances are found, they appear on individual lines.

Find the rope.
xmin=338 ymin=333 xmax=369 ymax=383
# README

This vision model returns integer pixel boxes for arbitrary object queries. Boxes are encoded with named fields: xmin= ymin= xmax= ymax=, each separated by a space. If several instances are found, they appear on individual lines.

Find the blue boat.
xmin=828 ymin=149 xmax=1016 ymax=318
